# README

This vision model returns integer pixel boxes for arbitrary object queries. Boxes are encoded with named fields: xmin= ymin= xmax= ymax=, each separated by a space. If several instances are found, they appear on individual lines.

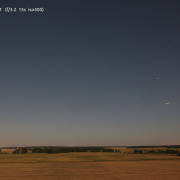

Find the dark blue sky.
xmin=0 ymin=0 xmax=180 ymax=147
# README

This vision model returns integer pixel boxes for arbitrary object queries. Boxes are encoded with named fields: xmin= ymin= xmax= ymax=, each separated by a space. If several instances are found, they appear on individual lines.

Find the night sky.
xmin=0 ymin=0 xmax=180 ymax=147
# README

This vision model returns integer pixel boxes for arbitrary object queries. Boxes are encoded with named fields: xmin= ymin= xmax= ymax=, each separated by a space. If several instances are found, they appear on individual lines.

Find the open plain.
xmin=0 ymin=152 xmax=180 ymax=180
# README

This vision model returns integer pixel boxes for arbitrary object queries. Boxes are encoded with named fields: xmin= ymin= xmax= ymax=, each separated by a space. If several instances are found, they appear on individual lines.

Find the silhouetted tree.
xmin=22 ymin=148 xmax=27 ymax=154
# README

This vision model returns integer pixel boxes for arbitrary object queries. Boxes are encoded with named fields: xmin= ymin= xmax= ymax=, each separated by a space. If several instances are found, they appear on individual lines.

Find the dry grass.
xmin=0 ymin=149 xmax=16 ymax=154
xmin=0 ymin=152 xmax=180 ymax=179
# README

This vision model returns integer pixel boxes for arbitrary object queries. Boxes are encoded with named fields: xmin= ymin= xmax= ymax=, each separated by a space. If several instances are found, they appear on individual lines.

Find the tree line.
xmin=133 ymin=149 xmax=179 ymax=154
xmin=31 ymin=147 xmax=114 ymax=153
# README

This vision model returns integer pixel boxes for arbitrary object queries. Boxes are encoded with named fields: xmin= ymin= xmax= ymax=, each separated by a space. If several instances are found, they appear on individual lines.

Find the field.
xmin=0 ymin=149 xmax=16 ymax=154
xmin=0 ymin=152 xmax=180 ymax=179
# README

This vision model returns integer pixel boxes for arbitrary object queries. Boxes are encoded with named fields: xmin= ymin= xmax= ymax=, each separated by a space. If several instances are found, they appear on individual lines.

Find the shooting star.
xmin=165 ymin=102 xmax=171 ymax=105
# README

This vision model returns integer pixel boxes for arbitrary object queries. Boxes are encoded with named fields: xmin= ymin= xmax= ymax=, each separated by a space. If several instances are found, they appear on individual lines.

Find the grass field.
xmin=0 ymin=152 xmax=180 ymax=179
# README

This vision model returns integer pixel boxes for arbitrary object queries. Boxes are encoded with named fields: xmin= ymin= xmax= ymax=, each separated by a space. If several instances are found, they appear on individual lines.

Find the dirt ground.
xmin=0 ymin=153 xmax=180 ymax=179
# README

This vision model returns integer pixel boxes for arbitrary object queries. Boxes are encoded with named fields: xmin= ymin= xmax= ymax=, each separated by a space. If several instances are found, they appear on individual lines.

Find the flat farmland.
xmin=0 ymin=153 xmax=180 ymax=180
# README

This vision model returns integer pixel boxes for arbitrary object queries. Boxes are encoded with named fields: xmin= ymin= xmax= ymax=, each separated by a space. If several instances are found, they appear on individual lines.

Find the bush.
xmin=22 ymin=148 xmax=27 ymax=154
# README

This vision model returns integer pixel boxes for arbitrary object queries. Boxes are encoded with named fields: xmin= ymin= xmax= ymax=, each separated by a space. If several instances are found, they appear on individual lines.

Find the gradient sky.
xmin=0 ymin=0 xmax=180 ymax=147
